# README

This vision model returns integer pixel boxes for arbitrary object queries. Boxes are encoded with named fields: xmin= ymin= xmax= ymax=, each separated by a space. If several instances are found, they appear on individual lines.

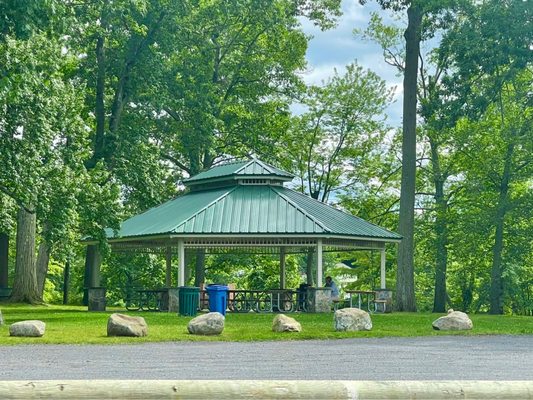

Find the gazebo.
xmin=84 ymin=158 xmax=401 ymax=311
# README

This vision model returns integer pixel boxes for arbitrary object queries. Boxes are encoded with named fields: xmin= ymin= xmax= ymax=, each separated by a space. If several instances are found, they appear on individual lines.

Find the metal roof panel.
xmin=108 ymin=187 xmax=231 ymax=238
xmin=272 ymin=187 xmax=401 ymax=240
xmin=173 ymin=185 xmax=325 ymax=234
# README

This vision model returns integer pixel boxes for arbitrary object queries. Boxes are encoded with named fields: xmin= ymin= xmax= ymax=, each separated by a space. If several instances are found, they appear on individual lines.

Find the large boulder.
xmin=107 ymin=313 xmax=148 ymax=337
xmin=188 ymin=312 xmax=225 ymax=335
xmin=432 ymin=309 xmax=473 ymax=331
xmin=334 ymin=308 xmax=372 ymax=332
xmin=9 ymin=320 xmax=46 ymax=337
xmin=272 ymin=314 xmax=302 ymax=333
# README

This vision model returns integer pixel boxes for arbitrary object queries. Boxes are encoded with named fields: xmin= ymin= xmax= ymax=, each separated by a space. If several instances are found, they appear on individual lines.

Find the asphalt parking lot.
xmin=1 ymin=335 xmax=532 ymax=381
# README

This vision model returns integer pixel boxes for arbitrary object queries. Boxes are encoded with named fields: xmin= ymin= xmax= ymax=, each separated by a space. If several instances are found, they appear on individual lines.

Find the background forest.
xmin=0 ymin=0 xmax=531 ymax=314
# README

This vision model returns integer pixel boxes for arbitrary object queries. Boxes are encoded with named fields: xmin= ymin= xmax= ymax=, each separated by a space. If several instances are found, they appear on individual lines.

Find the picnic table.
xmin=344 ymin=290 xmax=376 ymax=311
xmin=125 ymin=288 xmax=168 ymax=311
xmin=200 ymin=289 xmax=307 ymax=313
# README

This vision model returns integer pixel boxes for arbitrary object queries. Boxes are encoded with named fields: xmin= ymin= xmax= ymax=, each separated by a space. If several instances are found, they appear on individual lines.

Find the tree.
xmin=274 ymin=62 xmax=392 ymax=285
xmin=0 ymin=34 xmax=88 ymax=303
xmin=358 ymin=0 xmax=460 ymax=311
xmin=439 ymin=0 xmax=532 ymax=314
xmin=278 ymin=63 xmax=393 ymax=203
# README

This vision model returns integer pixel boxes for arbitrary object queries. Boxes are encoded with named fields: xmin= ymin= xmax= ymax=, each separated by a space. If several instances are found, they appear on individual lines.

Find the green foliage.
xmin=276 ymin=62 xmax=393 ymax=201
xmin=204 ymin=253 xmax=301 ymax=290
xmin=150 ymin=0 xmax=310 ymax=175
xmin=42 ymin=260 xmax=64 ymax=304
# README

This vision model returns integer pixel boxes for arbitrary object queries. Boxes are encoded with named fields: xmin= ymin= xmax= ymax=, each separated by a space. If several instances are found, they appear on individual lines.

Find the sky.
xmin=299 ymin=0 xmax=405 ymax=128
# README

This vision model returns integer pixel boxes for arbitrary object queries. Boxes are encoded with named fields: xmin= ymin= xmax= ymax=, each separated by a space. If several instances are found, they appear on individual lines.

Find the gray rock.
xmin=0 ymin=309 xmax=3 ymax=325
xmin=187 ymin=312 xmax=224 ymax=335
xmin=9 ymin=320 xmax=46 ymax=337
xmin=107 ymin=313 xmax=148 ymax=337
xmin=432 ymin=310 xmax=473 ymax=331
xmin=272 ymin=314 xmax=302 ymax=332
xmin=334 ymin=308 xmax=372 ymax=332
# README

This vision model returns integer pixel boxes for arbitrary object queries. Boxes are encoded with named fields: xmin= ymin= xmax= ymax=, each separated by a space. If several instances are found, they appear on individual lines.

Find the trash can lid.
xmin=206 ymin=284 xmax=228 ymax=290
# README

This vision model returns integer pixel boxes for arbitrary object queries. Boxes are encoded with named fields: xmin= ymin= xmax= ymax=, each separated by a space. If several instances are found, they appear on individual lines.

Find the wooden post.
xmin=279 ymin=247 xmax=286 ymax=289
xmin=1 ymin=380 xmax=533 ymax=399
xmin=165 ymin=246 xmax=172 ymax=287
xmin=317 ymin=239 xmax=323 ymax=287
xmin=178 ymin=240 xmax=185 ymax=287
xmin=380 ymin=247 xmax=386 ymax=289
xmin=0 ymin=233 xmax=8 ymax=288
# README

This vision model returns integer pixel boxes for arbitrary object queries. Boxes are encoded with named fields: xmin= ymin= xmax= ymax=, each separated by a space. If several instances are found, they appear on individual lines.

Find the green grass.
xmin=0 ymin=304 xmax=532 ymax=345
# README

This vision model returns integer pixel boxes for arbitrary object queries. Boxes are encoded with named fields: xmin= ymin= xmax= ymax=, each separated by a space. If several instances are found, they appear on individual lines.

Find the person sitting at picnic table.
xmin=325 ymin=276 xmax=340 ymax=301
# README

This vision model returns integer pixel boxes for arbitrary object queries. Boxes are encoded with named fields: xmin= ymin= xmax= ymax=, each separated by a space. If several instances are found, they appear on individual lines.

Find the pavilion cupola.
xmin=183 ymin=158 xmax=294 ymax=191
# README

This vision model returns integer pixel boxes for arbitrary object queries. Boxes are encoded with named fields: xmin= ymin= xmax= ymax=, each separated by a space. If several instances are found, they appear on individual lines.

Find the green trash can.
xmin=178 ymin=286 xmax=200 ymax=316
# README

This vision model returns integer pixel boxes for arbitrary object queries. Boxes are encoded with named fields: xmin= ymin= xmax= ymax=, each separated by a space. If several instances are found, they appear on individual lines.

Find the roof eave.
xmin=103 ymin=232 xmax=401 ymax=244
xmin=183 ymin=174 xmax=294 ymax=187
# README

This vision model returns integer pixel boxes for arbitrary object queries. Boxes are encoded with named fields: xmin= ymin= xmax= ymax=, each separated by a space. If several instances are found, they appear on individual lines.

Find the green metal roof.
xmin=106 ymin=187 xmax=230 ymax=238
xmin=273 ymin=187 xmax=400 ymax=239
xmin=183 ymin=158 xmax=294 ymax=186
xmin=175 ymin=185 xmax=326 ymax=234
xmin=107 ymin=172 xmax=401 ymax=241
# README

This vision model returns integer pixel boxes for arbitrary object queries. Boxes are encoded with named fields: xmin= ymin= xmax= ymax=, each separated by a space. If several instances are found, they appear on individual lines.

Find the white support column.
xmin=380 ymin=247 xmax=386 ymax=289
xmin=317 ymin=239 xmax=323 ymax=287
xmin=279 ymin=247 xmax=286 ymax=289
xmin=178 ymin=239 xmax=185 ymax=287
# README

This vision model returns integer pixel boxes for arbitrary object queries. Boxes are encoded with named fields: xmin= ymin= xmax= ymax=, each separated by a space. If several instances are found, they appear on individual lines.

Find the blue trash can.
xmin=206 ymin=284 xmax=228 ymax=316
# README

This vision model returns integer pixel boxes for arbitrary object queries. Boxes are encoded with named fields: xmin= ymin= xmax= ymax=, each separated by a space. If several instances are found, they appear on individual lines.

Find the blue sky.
xmin=299 ymin=0 xmax=404 ymax=127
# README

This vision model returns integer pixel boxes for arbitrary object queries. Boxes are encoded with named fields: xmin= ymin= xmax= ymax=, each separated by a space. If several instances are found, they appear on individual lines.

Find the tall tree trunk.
xmin=184 ymin=250 xmax=193 ymax=285
xmin=86 ymin=33 xmax=107 ymax=170
xmin=396 ymin=4 xmax=422 ymax=312
xmin=0 ymin=232 xmax=8 ymax=288
xmin=63 ymin=261 xmax=70 ymax=305
xmin=83 ymin=244 xmax=101 ymax=305
xmin=10 ymin=207 xmax=40 ymax=303
xmin=35 ymin=239 xmax=51 ymax=300
xmin=489 ymin=141 xmax=514 ymax=314
xmin=194 ymin=249 xmax=206 ymax=287
xmin=430 ymin=139 xmax=448 ymax=313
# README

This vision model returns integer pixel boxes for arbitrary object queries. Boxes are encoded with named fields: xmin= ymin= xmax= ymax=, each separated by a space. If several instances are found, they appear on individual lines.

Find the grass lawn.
xmin=0 ymin=304 xmax=532 ymax=345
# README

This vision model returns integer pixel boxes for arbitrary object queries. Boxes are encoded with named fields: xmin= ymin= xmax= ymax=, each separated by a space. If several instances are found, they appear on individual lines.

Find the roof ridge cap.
xmin=270 ymin=186 xmax=331 ymax=233
xmin=171 ymin=186 xmax=237 ymax=233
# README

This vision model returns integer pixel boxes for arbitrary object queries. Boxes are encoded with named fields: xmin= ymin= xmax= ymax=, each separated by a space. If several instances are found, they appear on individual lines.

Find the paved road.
xmin=1 ymin=336 xmax=532 ymax=381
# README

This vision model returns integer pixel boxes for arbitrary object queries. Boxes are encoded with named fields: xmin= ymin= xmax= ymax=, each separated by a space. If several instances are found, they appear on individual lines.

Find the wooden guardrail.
xmin=0 ymin=380 xmax=532 ymax=399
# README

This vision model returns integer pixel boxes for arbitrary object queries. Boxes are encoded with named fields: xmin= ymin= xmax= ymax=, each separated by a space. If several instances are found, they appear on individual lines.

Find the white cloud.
xmin=300 ymin=63 xmax=346 ymax=85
